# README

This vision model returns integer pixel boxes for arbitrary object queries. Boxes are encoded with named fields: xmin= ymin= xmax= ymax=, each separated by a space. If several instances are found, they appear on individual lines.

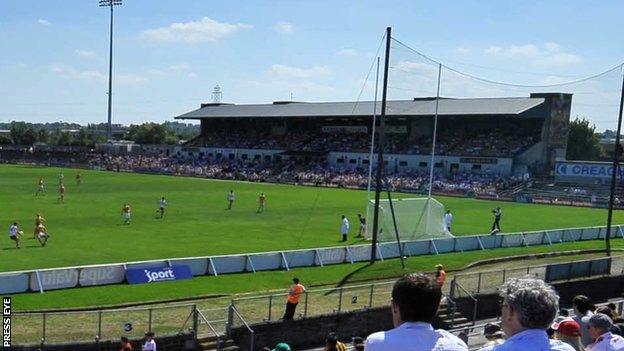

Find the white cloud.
xmin=534 ymin=52 xmax=582 ymax=67
xmin=274 ymin=21 xmax=293 ymax=34
xmin=49 ymin=64 xmax=147 ymax=84
xmin=49 ymin=64 xmax=105 ymax=82
xmin=484 ymin=42 xmax=581 ymax=67
xmin=540 ymin=75 xmax=569 ymax=85
xmin=147 ymin=69 xmax=166 ymax=76
xmin=187 ymin=72 xmax=198 ymax=79
xmin=485 ymin=46 xmax=502 ymax=55
xmin=269 ymin=64 xmax=330 ymax=79
xmin=142 ymin=17 xmax=252 ymax=44
xmin=169 ymin=62 xmax=190 ymax=71
xmin=336 ymin=48 xmax=358 ymax=57
xmin=544 ymin=42 xmax=561 ymax=53
xmin=37 ymin=19 xmax=51 ymax=26
xmin=75 ymin=50 xmax=96 ymax=59
xmin=456 ymin=46 xmax=470 ymax=54
xmin=116 ymin=74 xmax=148 ymax=84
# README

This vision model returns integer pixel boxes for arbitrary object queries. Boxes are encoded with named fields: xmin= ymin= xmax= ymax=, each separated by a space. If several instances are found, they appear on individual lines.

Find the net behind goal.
xmin=365 ymin=197 xmax=452 ymax=241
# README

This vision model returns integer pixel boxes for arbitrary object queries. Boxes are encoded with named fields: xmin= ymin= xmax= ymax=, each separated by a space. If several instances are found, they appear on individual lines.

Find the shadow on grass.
xmin=325 ymin=262 xmax=375 ymax=295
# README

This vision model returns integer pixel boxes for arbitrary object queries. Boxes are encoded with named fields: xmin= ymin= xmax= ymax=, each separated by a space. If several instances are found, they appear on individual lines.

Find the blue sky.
xmin=0 ymin=0 xmax=623 ymax=130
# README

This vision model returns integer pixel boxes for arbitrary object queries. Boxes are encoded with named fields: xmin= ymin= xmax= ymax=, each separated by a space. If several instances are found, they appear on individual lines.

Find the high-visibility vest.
xmin=288 ymin=283 xmax=304 ymax=304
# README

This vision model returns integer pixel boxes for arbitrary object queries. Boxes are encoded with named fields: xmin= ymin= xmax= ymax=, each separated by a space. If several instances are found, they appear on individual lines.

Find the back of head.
xmin=589 ymin=313 xmax=614 ymax=334
xmin=596 ymin=306 xmax=614 ymax=320
xmin=392 ymin=273 xmax=441 ymax=324
xmin=325 ymin=332 xmax=338 ymax=348
xmin=500 ymin=278 xmax=559 ymax=330
xmin=572 ymin=295 xmax=594 ymax=314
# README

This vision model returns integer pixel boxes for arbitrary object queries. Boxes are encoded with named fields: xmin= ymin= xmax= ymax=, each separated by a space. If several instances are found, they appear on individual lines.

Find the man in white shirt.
xmin=340 ymin=215 xmax=349 ymax=242
xmin=157 ymin=197 xmax=167 ymax=219
xmin=9 ymin=222 xmax=22 ymax=248
xmin=365 ymin=273 xmax=468 ymax=351
xmin=444 ymin=210 xmax=453 ymax=233
xmin=587 ymin=313 xmax=624 ymax=351
xmin=477 ymin=278 xmax=574 ymax=351
xmin=227 ymin=190 xmax=235 ymax=210
xmin=142 ymin=331 xmax=156 ymax=351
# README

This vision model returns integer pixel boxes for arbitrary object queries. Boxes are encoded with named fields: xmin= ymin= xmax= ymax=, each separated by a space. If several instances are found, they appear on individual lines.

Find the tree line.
xmin=0 ymin=121 xmax=199 ymax=146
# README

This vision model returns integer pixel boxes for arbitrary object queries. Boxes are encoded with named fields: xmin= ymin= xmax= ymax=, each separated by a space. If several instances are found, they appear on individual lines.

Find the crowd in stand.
xmin=189 ymin=125 xmax=539 ymax=158
xmin=84 ymin=153 xmax=523 ymax=197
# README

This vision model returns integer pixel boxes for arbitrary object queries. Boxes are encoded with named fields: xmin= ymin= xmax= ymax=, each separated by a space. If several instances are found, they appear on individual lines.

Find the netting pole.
xmin=606 ymin=69 xmax=624 ymax=257
xmin=383 ymin=177 xmax=406 ymax=269
xmin=425 ymin=63 xmax=442 ymax=234
xmin=371 ymin=27 xmax=392 ymax=263
xmin=365 ymin=56 xmax=381 ymax=237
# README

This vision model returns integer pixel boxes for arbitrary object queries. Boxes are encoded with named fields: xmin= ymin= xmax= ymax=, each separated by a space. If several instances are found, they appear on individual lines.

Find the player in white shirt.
xmin=156 ymin=197 xmax=167 ymax=219
xmin=341 ymin=215 xmax=350 ymax=242
xmin=142 ymin=332 xmax=156 ymax=351
xmin=9 ymin=222 xmax=22 ymax=248
xmin=227 ymin=190 xmax=235 ymax=210
xmin=444 ymin=210 xmax=453 ymax=233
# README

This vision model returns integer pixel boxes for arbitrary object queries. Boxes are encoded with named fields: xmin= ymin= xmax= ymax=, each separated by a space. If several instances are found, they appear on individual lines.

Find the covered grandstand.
xmin=175 ymin=92 xmax=572 ymax=177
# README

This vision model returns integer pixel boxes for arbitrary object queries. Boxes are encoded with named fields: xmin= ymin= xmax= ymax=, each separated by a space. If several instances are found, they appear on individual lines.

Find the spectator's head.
xmin=121 ymin=336 xmax=129 ymax=343
xmin=483 ymin=322 xmax=504 ymax=340
xmin=145 ymin=331 xmax=154 ymax=340
xmin=261 ymin=348 xmax=271 ymax=351
xmin=608 ymin=303 xmax=617 ymax=311
xmin=342 ymin=215 xmax=345 ymax=219
xmin=597 ymin=306 xmax=615 ymax=320
xmin=498 ymin=278 xmax=559 ymax=338
xmin=271 ymin=343 xmax=291 ymax=351
xmin=588 ymin=314 xmax=613 ymax=339
xmin=391 ymin=273 xmax=441 ymax=327
xmin=13 ymin=222 xmax=17 ymax=226
xmin=352 ymin=336 xmax=365 ymax=351
xmin=435 ymin=264 xmax=444 ymax=271
xmin=325 ymin=332 xmax=339 ymax=349
xmin=357 ymin=213 xmax=362 ymax=218
xmin=572 ymin=295 xmax=594 ymax=315
xmin=559 ymin=308 xmax=569 ymax=317
xmin=292 ymin=277 xmax=299 ymax=284
xmin=446 ymin=210 xmax=450 ymax=214
xmin=552 ymin=319 xmax=583 ymax=350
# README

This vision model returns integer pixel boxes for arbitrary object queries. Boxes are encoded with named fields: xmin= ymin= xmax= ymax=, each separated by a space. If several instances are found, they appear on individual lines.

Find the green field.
xmin=1 ymin=164 xmax=622 ymax=273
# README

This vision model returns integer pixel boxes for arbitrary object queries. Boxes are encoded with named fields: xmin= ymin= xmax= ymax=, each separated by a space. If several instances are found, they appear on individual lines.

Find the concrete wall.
xmin=10 ymin=333 xmax=198 ymax=351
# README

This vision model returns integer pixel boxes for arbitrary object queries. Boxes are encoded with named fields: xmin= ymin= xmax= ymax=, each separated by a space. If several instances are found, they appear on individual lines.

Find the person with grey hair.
xmin=478 ymin=278 xmax=574 ymax=351
xmin=587 ymin=314 xmax=624 ymax=351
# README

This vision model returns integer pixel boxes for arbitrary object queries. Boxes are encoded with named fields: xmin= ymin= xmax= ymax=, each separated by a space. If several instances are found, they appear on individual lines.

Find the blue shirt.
xmin=478 ymin=329 xmax=575 ymax=351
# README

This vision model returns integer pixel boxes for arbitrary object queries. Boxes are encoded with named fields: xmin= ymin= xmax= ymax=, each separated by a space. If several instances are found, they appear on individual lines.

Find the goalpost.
xmin=365 ymin=197 xmax=452 ymax=242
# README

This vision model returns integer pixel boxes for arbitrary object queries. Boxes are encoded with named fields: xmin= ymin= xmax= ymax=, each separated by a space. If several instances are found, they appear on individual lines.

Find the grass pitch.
xmin=1 ymin=164 xmax=622 ymax=273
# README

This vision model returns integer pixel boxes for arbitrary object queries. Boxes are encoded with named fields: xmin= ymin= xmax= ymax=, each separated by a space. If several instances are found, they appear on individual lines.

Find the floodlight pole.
xmin=100 ymin=0 xmax=122 ymax=141
xmin=605 ymin=71 xmax=624 ymax=257
xmin=371 ymin=27 xmax=391 ymax=263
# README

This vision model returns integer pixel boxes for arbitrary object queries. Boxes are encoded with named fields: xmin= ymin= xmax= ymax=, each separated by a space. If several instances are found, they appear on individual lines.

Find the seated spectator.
xmin=477 ymin=277 xmax=574 ymax=351
xmin=587 ymin=314 xmax=624 ymax=350
xmin=271 ymin=343 xmax=291 ymax=351
xmin=120 ymin=336 xmax=133 ymax=351
xmin=483 ymin=322 xmax=505 ymax=347
xmin=323 ymin=332 xmax=347 ymax=351
xmin=552 ymin=318 xmax=584 ymax=351
xmin=365 ymin=273 xmax=468 ymax=351
xmin=352 ymin=336 xmax=365 ymax=351
xmin=573 ymin=295 xmax=596 ymax=347
xmin=608 ymin=303 xmax=621 ymax=319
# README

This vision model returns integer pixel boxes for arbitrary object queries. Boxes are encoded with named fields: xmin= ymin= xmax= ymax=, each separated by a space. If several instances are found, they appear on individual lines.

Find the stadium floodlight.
xmin=99 ymin=0 xmax=123 ymax=142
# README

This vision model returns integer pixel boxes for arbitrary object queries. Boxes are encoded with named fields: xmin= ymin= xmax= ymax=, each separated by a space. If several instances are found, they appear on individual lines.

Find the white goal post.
xmin=365 ymin=197 xmax=453 ymax=241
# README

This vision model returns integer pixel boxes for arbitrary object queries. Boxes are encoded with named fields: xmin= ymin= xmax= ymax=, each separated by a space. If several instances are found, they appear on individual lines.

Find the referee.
xmin=491 ymin=207 xmax=502 ymax=234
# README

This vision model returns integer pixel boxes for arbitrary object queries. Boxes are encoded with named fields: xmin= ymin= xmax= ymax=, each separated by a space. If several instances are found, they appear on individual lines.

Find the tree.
xmin=566 ymin=117 xmax=603 ymax=161
xmin=10 ymin=122 xmax=36 ymax=145
xmin=127 ymin=123 xmax=180 ymax=145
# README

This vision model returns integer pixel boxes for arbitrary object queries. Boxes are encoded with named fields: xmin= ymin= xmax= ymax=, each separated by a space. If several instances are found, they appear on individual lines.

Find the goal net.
xmin=365 ymin=197 xmax=452 ymax=241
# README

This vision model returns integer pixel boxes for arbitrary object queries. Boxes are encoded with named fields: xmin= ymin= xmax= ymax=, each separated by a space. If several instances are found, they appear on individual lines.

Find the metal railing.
xmin=229 ymin=304 xmax=254 ymax=351
xmin=230 ymin=281 xmax=394 ymax=325
xmin=453 ymin=281 xmax=478 ymax=326
xmin=451 ymin=255 xmax=622 ymax=296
